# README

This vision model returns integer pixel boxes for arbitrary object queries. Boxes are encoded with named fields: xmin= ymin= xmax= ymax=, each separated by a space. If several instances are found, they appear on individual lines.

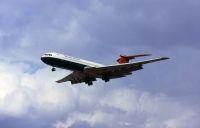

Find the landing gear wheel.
xmin=51 ymin=67 xmax=56 ymax=72
xmin=88 ymin=81 xmax=93 ymax=86
xmin=102 ymin=75 xmax=110 ymax=82
xmin=85 ymin=81 xmax=93 ymax=86
xmin=85 ymin=77 xmax=93 ymax=86
xmin=104 ymin=78 xmax=110 ymax=82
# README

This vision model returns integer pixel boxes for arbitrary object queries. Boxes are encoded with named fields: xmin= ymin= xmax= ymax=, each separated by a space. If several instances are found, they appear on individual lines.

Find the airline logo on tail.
xmin=117 ymin=54 xmax=151 ymax=64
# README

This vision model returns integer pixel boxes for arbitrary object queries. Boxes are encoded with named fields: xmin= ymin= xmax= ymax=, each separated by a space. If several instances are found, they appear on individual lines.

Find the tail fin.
xmin=117 ymin=54 xmax=151 ymax=64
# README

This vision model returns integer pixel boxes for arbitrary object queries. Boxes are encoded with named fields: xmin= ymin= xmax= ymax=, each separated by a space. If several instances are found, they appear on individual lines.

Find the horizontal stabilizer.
xmin=136 ymin=57 xmax=169 ymax=65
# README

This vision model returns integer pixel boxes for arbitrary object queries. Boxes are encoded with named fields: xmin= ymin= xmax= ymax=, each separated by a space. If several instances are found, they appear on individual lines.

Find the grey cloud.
xmin=0 ymin=116 xmax=53 ymax=128
xmin=53 ymin=87 xmax=200 ymax=128
xmin=81 ymin=0 xmax=200 ymax=49
xmin=1 ymin=0 xmax=200 ymax=62
xmin=131 ymin=46 xmax=200 ymax=96
xmin=0 ymin=61 xmax=199 ymax=128
xmin=0 ymin=0 xmax=200 ymax=62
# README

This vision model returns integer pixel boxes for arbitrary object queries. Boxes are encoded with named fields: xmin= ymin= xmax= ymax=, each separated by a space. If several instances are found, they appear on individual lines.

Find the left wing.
xmin=56 ymin=57 xmax=169 ymax=84
xmin=56 ymin=71 xmax=96 ymax=84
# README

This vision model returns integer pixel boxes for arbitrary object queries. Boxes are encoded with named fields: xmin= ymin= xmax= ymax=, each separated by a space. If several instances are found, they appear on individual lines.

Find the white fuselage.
xmin=41 ymin=52 xmax=104 ymax=71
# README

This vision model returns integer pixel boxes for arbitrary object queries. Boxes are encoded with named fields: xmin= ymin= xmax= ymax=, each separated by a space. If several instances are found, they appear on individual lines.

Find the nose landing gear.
xmin=51 ymin=67 xmax=56 ymax=72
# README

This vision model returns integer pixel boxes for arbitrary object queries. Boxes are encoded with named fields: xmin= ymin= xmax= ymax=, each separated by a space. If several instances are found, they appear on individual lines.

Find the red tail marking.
xmin=117 ymin=54 xmax=151 ymax=64
xmin=117 ymin=55 xmax=133 ymax=64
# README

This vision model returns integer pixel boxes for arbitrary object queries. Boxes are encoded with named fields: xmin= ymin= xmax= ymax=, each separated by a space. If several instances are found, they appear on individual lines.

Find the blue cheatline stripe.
xmin=42 ymin=57 xmax=87 ymax=71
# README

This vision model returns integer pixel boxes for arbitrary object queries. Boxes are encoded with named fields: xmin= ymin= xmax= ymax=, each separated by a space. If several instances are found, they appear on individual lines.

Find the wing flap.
xmin=56 ymin=71 xmax=85 ymax=84
xmin=56 ymin=73 xmax=73 ymax=83
xmin=56 ymin=71 xmax=97 ymax=84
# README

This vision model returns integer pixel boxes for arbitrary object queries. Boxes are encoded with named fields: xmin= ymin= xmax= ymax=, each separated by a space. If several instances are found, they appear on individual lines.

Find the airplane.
xmin=41 ymin=52 xmax=169 ymax=86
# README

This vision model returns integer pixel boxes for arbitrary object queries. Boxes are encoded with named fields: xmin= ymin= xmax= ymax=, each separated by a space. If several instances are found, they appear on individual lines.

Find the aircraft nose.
xmin=41 ymin=56 xmax=46 ymax=63
xmin=41 ymin=57 xmax=50 ymax=65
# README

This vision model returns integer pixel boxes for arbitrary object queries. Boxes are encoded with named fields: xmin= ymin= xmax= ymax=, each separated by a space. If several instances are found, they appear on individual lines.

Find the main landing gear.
xmin=85 ymin=77 xmax=93 ymax=86
xmin=85 ymin=81 xmax=93 ymax=86
xmin=102 ymin=75 xmax=110 ymax=82
xmin=51 ymin=67 xmax=56 ymax=72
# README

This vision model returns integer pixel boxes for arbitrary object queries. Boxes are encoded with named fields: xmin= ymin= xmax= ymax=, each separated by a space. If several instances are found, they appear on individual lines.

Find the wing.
xmin=56 ymin=57 xmax=169 ymax=84
xmin=56 ymin=71 xmax=96 ymax=84
xmin=84 ymin=57 xmax=169 ymax=79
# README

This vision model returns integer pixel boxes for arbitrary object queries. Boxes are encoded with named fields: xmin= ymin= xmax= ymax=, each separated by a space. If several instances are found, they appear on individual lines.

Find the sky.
xmin=0 ymin=0 xmax=200 ymax=128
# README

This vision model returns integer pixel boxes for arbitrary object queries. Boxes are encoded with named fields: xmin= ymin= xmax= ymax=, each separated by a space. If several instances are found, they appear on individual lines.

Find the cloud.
xmin=1 ymin=0 xmax=199 ymax=62
xmin=0 ymin=60 xmax=199 ymax=128
xmin=100 ymin=0 xmax=200 ymax=48
xmin=0 ymin=60 xmax=73 ymax=117
xmin=54 ymin=111 xmax=114 ymax=128
xmin=53 ymin=87 xmax=200 ymax=128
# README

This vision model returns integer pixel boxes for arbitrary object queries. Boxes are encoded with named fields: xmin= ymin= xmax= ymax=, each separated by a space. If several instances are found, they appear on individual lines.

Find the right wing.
xmin=56 ymin=57 xmax=169 ymax=84
xmin=84 ymin=57 xmax=169 ymax=75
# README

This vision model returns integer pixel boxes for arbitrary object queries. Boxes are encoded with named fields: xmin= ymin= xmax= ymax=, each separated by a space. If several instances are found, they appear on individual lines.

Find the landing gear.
xmin=104 ymin=78 xmax=110 ymax=82
xmin=85 ymin=80 xmax=93 ymax=86
xmin=87 ymin=81 xmax=93 ymax=86
xmin=102 ymin=75 xmax=110 ymax=82
xmin=85 ymin=77 xmax=93 ymax=86
xmin=51 ymin=67 xmax=56 ymax=72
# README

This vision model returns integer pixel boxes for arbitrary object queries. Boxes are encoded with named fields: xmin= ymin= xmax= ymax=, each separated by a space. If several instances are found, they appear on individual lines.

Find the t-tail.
xmin=117 ymin=54 xmax=151 ymax=64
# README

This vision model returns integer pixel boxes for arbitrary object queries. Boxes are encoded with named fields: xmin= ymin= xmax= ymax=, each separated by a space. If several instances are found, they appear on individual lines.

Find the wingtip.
xmin=55 ymin=80 xmax=61 ymax=83
xmin=137 ymin=54 xmax=152 ymax=57
xmin=145 ymin=54 xmax=152 ymax=56
xmin=161 ymin=57 xmax=170 ymax=60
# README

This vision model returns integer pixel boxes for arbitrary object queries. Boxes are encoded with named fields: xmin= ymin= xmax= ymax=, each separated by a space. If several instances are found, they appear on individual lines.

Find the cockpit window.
xmin=44 ymin=54 xmax=52 ymax=56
